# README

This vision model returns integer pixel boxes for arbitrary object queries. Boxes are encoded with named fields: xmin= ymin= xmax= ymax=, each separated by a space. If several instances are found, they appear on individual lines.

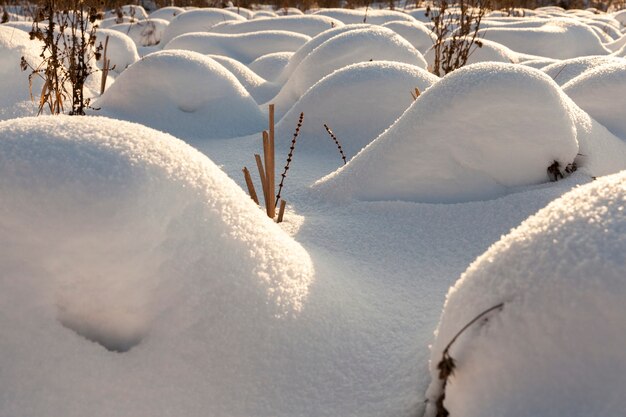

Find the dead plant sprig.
xmin=434 ymin=302 xmax=504 ymax=417
xmin=323 ymin=123 xmax=347 ymax=165
xmin=275 ymin=112 xmax=304 ymax=207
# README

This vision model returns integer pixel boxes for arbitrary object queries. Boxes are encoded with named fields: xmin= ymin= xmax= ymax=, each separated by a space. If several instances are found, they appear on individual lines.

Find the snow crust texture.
xmin=424 ymin=170 xmax=626 ymax=417
xmin=315 ymin=63 xmax=579 ymax=203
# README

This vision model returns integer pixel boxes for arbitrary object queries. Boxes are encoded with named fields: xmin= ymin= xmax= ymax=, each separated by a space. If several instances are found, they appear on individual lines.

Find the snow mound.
xmin=275 ymin=61 xmax=439 ymax=160
xmin=208 ymin=54 xmax=280 ymax=103
xmin=95 ymin=29 xmax=140 ymax=74
xmin=314 ymin=63 xmax=579 ymax=203
xmin=248 ymin=51 xmax=293 ymax=81
xmin=160 ymin=8 xmax=246 ymax=46
xmin=148 ymin=6 xmax=185 ymax=22
xmin=613 ymin=8 xmax=626 ymax=26
xmin=424 ymin=38 xmax=518 ymax=70
xmin=563 ymin=63 xmax=626 ymax=140
xmin=274 ymin=23 xmax=370 ymax=85
xmin=208 ymin=14 xmax=343 ymax=37
xmin=270 ymin=26 xmax=428 ymax=117
xmin=382 ymin=21 xmax=436 ymax=53
xmin=478 ymin=18 xmax=611 ymax=59
xmin=95 ymin=50 xmax=266 ymax=139
xmin=542 ymin=55 xmax=626 ymax=85
xmin=312 ymin=8 xmax=416 ymax=24
xmin=104 ymin=4 xmax=148 ymax=20
xmin=98 ymin=16 xmax=140 ymax=29
xmin=605 ymin=33 xmax=626 ymax=53
xmin=164 ymin=30 xmax=310 ymax=64
xmin=224 ymin=6 xmax=255 ymax=19
xmin=109 ymin=18 xmax=169 ymax=47
xmin=0 ymin=114 xmax=313 ymax=376
xmin=424 ymin=170 xmax=626 ymax=417
xmin=0 ymin=25 xmax=43 ymax=119
xmin=253 ymin=9 xmax=278 ymax=19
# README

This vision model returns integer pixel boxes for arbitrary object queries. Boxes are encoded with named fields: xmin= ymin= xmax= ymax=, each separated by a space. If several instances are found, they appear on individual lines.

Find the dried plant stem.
xmin=276 ymin=200 xmax=287 ymax=223
xmin=275 ymin=112 xmax=304 ymax=207
xmin=410 ymin=87 xmax=420 ymax=101
xmin=323 ymin=123 xmax=347 ymax=165
xmin=255 ymin=153 xmax=268 ymax=209
xmin=434 ymin=302 xmax=504 ymax=417
xmin=242 ymin=167 xmax=259 ymax=205
xmin=100 ymin=35 xmax=110 ymax=95
xmin=268 ymin=104 xmax=276 ymax=217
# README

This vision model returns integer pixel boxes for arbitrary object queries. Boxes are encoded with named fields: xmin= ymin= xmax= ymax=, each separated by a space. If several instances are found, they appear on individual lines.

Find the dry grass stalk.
xmin=262 ymin=130 xmax=275 ymax=217
xmin=276 ymin=112 xmax=304 ymax=207
xmin=323 ymin=123 xmax=347 ymax=165
xmin=267 ymin=104 xmax=276 ymax=218
xmin=276 ymin=200 xmax=287 ymax=223
xmin=100 ymin=35 xmax=112 ymax=95
xmin=434 ymin=302 xmax=504 ymax=417
xmin=254 ymin=153 xmax=269 ymax=209
xmin=410 ymin=87 xmax=421 ymax=101
xmin=242 ymin=167 xmax=259 ymax=205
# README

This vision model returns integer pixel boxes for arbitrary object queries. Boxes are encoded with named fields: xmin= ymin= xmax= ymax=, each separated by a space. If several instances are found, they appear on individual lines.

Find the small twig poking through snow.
xmin=275 ymin=112 xmax=304 ymax=208
xmin=410 ymin=87 xmax=421 ymax=101
xmin=434 ymin=302 xmax=504 ymax=417
xmin=323 ymin=123 xmax=347 ymax=165
xmin=551 ymin=64 xmax=568 ymax=82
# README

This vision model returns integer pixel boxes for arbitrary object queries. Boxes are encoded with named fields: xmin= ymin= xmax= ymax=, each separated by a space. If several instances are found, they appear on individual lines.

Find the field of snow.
xmin=1 ymin=3 xmax=626 ymax=417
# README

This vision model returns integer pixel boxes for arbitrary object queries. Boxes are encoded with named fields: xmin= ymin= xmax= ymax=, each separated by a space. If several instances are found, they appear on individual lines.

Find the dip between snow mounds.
xmin=160 ymin=8 xmax=247 ymax=46
xmin=381 ymin=21 xmax=436 ymax=53
xmin=315 ymin=63 xmax=579 ymax=204
xmin=478 ymin=18 xmax=611 ymax=59
xmin=563 ymin=63 xmax=626 ymax=141
xmin=95 ymin=50 xmax=266 ymax=139
xmin=269 ymin=26 xmax=428 ymax=118
xmin=424 ymin=171 xmax=626 ymax=417
xmin=0 ymin=115 xmax=313 ymax=354
xmin=541 ymin=55 xmax=626 ymax=86
xmin=275 ymin=61 xmax=439 ymax=161
xmin=207 ymin=54 xmax=280 ymax=103
xmin=164 ymin=30 xmax=311 ymax=64
xmin=208 ymin=14 xmax=343 ymax=37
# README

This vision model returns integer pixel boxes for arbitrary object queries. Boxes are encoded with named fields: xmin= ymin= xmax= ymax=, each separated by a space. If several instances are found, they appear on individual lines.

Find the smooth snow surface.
xmin=381 ymin=21 xmax=436 ymax=52
xmin=541 ymin=55 xmax=626 ymax=85
xmin=95 ymin=50 xmax=266 ymax=138
xmin=315 ymin=63 xmax=579 ymax=203
xmin=275 ymin=61 xmax=439 ymax=160
xmin=0 ymin=115 xmax=314 ymax=415
xmin=563 ymin=63 xmax=626 ymax=140
xmin=164 ymin=30 xmax=310 ymax=64
xmin=160 ymin=8 xmax=246 ymax=46
xmin=424 ymin=170 xmax=626 ymax=417
xmin=313 ymin=8 xmax=416 ymax=24
xmin=424 ymin=38 xmax=519 ymax=70
xmin=269 ymin=26 xmax=428 ymax=117
xmin=148 ymin=6 xmax=185 ymax=22
xmin=248 ymin=51 xmax=293 ymax=81
xmin=109 ymin=18 xmax=169 ymax=47
xmin=207 ymin=54 xmax=280 ymax=103
xmin=95 ymin=29 xmax=140 ymax=74
xmin=208 ymin=15 xmax=343 ymax=37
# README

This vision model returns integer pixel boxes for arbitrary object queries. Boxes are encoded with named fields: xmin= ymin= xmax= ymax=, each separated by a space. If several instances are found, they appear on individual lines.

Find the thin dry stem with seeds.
xmin=323 ymin=123 xmax=347 ymax=165
xmin=276 ymin=112 xmax=304 ymax=207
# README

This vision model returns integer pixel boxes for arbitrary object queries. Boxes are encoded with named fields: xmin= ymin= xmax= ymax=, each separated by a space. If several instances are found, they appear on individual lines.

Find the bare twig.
xmin=242 ymin=167 xmax=259 ymax=205
xmin=276 ymin=200 xmax=287 ymax=223
xmin=323 ymin=123 xmax=347 ymax=165
xmin=275 ymin=112 xmax=304 ymax=207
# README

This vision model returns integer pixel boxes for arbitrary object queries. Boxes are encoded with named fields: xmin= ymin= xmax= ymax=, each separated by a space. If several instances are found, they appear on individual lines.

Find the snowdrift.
xmin=423 ymin=38 xmax=519 ymax=70
xmin=95 ymin=50 xmax=266 ymax=139
xmin=478 ymin=18 xmax=611 ymax=59
xmin=208 ymin=54 xmax=280 ymax=103
xmin=249 ymin=51 xmax=293 ymax=81
xmin=109 ymin=18 xmax=169 ymax=47
xmin=541 ymin=55 xmax=626 ymax=86
xmin=275 ymin=61 xmax=439 ymax=160
xmin=312 ymin=8 xmax=416 ymax=25
xmin=381 ymin=21 xmax=436 ymax=53
xmin=424 ymin=170 xmax=626 ymax=417
xmin=160 ymin=8 xmax=246 ymax=46
xmin=164 ymin=30 xmax=310 ymax=64
xmin=269 ymin=26 xmax=428 ymax=117
xmin=95 ymin=29 xmax=140 ymax=75
xmin=0 ymin=115 xmax=314 ymax=414
xmin=315 ymin=63 xmax=579 ymax=203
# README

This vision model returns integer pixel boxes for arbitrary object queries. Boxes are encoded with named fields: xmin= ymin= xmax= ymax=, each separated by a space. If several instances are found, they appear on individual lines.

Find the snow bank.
xmin=148 ymin=6 xmax=185 ymax=22
xmin=160 ymin=8 xmax=246 ymax=46
xmin=95 ymin=50 xmax=266 ymax=139
xmin=248 ymin=51 xmax=293 ymax=81
xmin=312 ymin=8 xmax=416 ymax=24
xmin=208 ymin=14 xmax=343 ymax=37
xmin=95 ymin=28 xmax=140 ymax=74
xmin=164 ymin=30 xmax=310 ymax=64
xmin=109 ymin=18 xmax=169 ymax=47
xmin=224 ymin=6 xmax=255 ymax=19
xmin=0 ymin=25 xmax=43 ymax=119
xmin=382 ymin=21 xmax=436 ymax=53
xmin=563 ymin=63 xmax=626 ymax=140
xmin=275 ymin=61 xmax=439 ymax=160
xmin=314 ymin=63 xmax=579 ymax=203
xmin=541 ymin=55 xmax=626 ymax=85
xmin=270 ymin=26 xmax=428 ymax=117
xmin=423 ymin=38 xmax=518 ymax=70
xmin=424 ymin=170 xmax=626 ymax=417
xmin=478 ymin=18 xmax=611 ymax=59
xmin=0 ymin=115 xmax=314 ymax=414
